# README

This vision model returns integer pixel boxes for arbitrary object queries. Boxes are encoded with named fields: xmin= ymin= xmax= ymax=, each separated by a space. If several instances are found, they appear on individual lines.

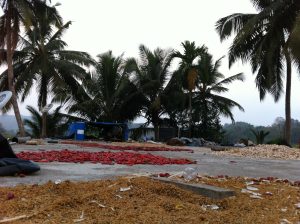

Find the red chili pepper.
xmin=159 ymin=173 xmax=170 ymax=177
xmin=17 ymin=150 xmax=195 ymax=166
xmin=60 ymin=141 xmax=193 ymax=153
xmin=7 ymin=192 xmax=15 ymax=200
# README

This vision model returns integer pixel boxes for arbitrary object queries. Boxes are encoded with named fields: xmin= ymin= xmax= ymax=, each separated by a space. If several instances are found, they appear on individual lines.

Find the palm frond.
xmin=213 ymin=73 xmax=244 ymax=88
xmin=216 ymin=13 xmax=256 ymax=41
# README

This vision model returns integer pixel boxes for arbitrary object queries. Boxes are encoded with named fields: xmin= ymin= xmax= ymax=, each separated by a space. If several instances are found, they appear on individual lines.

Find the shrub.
xmin=267 ymin=138 xmax=291 ymax=147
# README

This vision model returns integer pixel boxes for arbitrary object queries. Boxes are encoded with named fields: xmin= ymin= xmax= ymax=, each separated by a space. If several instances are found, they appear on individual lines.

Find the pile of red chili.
xmin=60 ymin=141 xmax=193 ymax=153
xmin=17 ymin=150 xmax=195 ymax=165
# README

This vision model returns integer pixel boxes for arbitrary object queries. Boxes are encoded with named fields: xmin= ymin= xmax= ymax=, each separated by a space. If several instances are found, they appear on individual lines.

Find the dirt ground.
xmin=0 ymin=176 xmax=299 ymax=224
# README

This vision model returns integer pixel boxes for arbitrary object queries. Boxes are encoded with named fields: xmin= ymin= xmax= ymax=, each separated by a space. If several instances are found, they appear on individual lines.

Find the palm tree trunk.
xmin=152 ymin=113 xmax=160 ymax=141
xmin=188 ymin=91 xmax=193 ymax=138
xmin=6 ymin=18 xmax=26 ymax=137
xmin=154 ymin=124 xmax=159 ymax=142
xmin=41 ymin=91 xmax=47 ymax=138
xmin=41 ymin=112 xmax=47 ymax=138
xmin=285 ymin=52 xmax=292 ymax=145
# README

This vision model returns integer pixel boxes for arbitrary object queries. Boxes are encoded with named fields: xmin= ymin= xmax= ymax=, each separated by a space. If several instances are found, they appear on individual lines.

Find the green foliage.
xmin=0 ymin=0 xmax=61 ymax=136
xmin=24 ymin=105 xmax=74 ymax=138
xmin=266 ymin=138 xmax=291 ymax=147
xmin=171 ymin=41 xmax=207 ymax=92
xmin=193 ymin=104 xmax=224 ymax=142
xmin=193 ymin=51 xmax=244 ymax=122
xmin=125 ymin=45 xmax=174 ymax=140
xmin=216 ymin=0 xmax=300 ymax=144
xmin=168 ymin=49 xmax=244 ymax=140
xmin=1 ymin=20 xmax=93 ymax=109
xmin=222 ymin=122 xmax=255 ymax=145
xmin=250 ymin=129 xmax=270 ymax=144
xmin=170 ymin=41 xmax=207 ymax=136
xmin=0 ymin=8 xmax=92 ymax=137
xmin=56 ymin=51 xmax=143 ymax=122
xmin=222 ymin=117 xmax=300 ymax=145
xmin=163 ymin=70 xmax=189 ymax=128
xmin=215 ymin=0 xmax=295 ymax=101
xmin=0 ymin=0 xmax=61 ymax=56
xmin=267 ymin=117 xmax=300 ymax=145
xmin=130 ymin=128 xmax=144 ymax=141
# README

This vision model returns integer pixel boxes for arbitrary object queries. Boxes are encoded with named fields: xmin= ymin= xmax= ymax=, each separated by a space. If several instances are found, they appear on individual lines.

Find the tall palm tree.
xmin=216 ymin=0 xmax=300 ymax=144
xmin=0 ymin=0 xmax=61 ymax=136
xmin=163 ymin=70 xmax=189 ymax=129
xmin=0 ymin=20 xmax=93 ymax=138
xmin=54 ymin=51 xmax=144 ymax=123
xmin=171 ymin=41 xmax=207 ymax=137
xmin=193 ymin=51 xmax=244 ymax=123
xmin=125 ymin=45 xmax=173 ymax=140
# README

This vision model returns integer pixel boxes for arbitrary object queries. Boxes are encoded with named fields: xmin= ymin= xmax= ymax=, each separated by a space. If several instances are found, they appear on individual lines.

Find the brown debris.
xmin=0 ymin=215 xmax=28 ymax=223
xmin=0 ymin=176 xmax=299 ymax=223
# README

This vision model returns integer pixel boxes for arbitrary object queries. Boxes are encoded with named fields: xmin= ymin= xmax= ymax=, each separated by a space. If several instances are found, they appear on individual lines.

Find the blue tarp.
xmin=66 ymin=122 xmax=129 ymax=141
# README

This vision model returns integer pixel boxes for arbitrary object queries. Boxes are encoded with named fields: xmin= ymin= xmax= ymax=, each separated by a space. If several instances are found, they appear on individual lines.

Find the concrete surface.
xmin=1 ymin=143 xmax=300 ymax=187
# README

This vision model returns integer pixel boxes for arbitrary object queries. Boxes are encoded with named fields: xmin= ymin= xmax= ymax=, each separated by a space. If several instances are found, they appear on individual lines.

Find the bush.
xmin=266 ymin=138 xmax=292 ymax=147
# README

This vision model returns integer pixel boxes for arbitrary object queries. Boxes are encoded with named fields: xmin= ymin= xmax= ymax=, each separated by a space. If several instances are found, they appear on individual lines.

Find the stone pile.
xmin=167 ymin=137 xmax=217 ymax=147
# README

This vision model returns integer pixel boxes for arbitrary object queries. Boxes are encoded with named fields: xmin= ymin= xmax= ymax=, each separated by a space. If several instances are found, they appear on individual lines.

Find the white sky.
xmin=1 ymin=0 xmax=300 ymax=126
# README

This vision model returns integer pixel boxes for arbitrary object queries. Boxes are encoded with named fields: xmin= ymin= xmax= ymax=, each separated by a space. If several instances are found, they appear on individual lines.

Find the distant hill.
xmin=0 ymin=115 xmax=31 ymax=132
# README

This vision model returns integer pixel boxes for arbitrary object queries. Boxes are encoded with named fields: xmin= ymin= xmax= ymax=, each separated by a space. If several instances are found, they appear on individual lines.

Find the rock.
xmin=12 ymin=136 xmax=31 ymax=144
xmin=187 ymin=138 xmax=203 ymax=147
xmin=168 ymin=137 xmax=217 ymax=147
xmin=26 ymin=140 xmax=37 ymax=145
xmin=239 ymin=139 xmax=256 ymax=146
xmin=180 ymin=137 xmax=193 ymax=144
xmin=234 ymin=143 xmax=246 ymax=147
xmin=248 ymin=140 xmax=255 ymax=146
xmin=192 ymin=138 xmax=203 ymax=146
xmin=166 ymin=138 xmax=185 ymax=146
xmin=210 ymin=146 xmax=231 ymax=151
xmin=203 ymin=140 xmax=217 ymax=147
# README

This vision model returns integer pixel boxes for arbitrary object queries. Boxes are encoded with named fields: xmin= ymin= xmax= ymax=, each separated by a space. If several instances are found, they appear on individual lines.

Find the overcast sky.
xmin=1 ymin=0 xmax=300 ymax=126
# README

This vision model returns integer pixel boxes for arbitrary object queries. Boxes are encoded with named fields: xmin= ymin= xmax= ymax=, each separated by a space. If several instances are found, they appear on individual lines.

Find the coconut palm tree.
xmin=193 ymin=52 xmax=244 ymax=123
xmin=0 ymin=19 xmax=93 ymax=138
xmin=54 ymin=51 xmax=144 ymax=123
xmin=216 ymin=0 xmax=300 ymax=144
xmin=163 ymin=70 xmax=189 ymax=129
xmin=171 ymin=41 xmax=207 ymax=137
xmin=0 ymin=0 xmax=61 ymax=136
xmin=125 ymin=45 xmax=173 ymax=140
xmin=24 ymin=105 xmax=72 ymax=138
xmin=163 ymin=51 xmax=244 ymax=139
xmin=195 ymin=53 xmax=243 ymax=140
